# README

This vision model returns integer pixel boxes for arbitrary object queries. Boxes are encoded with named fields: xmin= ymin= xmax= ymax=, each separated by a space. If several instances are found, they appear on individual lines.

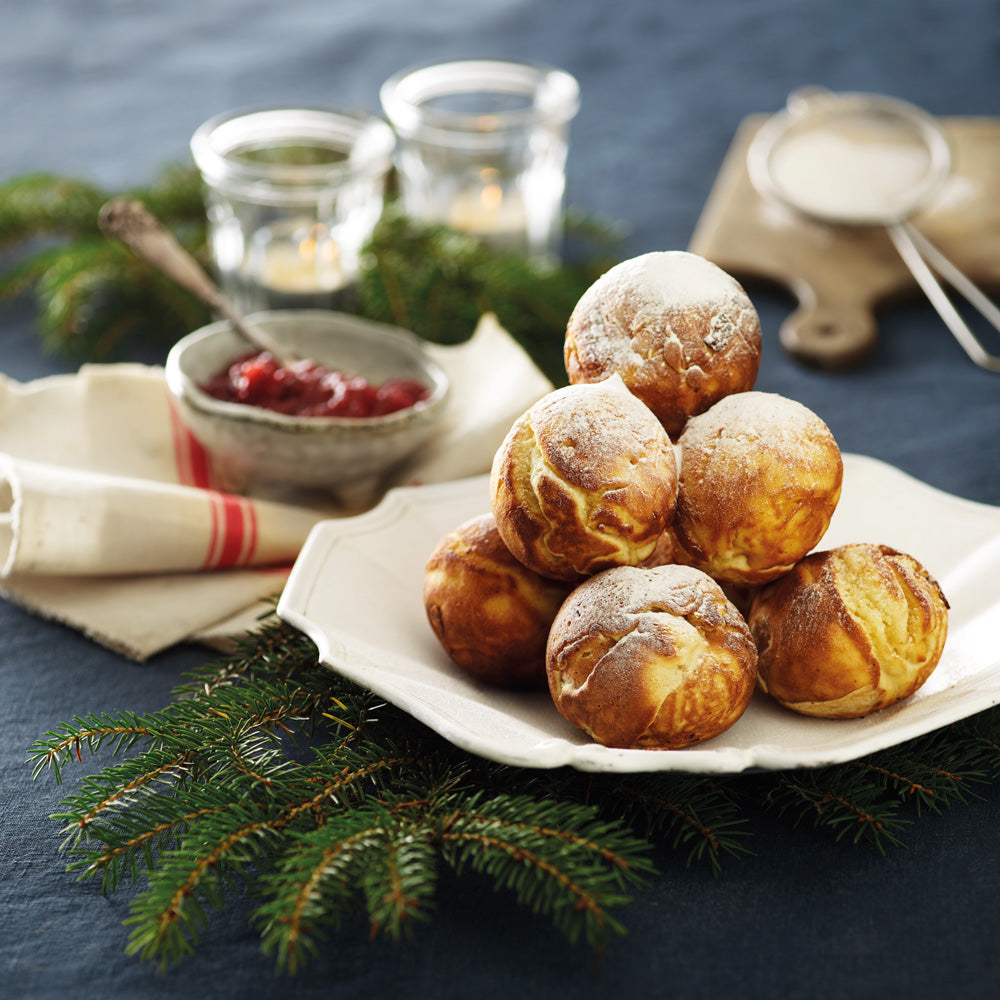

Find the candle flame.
xmin=254 ymin=221 xmax=344 ymax=294
xmin=299 ymin=234 xmax=317 ymax=262
xmin=480 ymin=183 xmax=504 ymax=213
xmin=298 ymin=224 xmax=340 ymax=267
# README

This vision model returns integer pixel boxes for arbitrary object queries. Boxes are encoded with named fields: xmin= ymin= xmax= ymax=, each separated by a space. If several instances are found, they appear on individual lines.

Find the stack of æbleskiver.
xmin=423 ymin=251 xmax=950 ymax=750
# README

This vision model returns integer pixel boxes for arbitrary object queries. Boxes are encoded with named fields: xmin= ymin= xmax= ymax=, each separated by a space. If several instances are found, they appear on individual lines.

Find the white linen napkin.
xmin=0 ymin=314 xmax=553 ymax=660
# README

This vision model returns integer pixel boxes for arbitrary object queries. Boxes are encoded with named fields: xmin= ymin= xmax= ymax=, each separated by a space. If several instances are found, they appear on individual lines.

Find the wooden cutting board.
xmin=689 ymin=114 xmax=1000 ymax=368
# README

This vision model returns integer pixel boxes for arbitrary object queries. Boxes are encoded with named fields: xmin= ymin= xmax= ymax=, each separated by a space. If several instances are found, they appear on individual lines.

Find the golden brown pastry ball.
xmin=423 ymin=513 xmax=572 ymax=689
xmin=747 ymin=543 xmax=949 ymax=718
xmin=564 ymin=251 xmax=762 ymax=439
xmin=674 ymin=391 xmax=843 ymax=585
xmin=545 ymin=564 xmax=757 ymax=749
xmin=490 ymin=376 xmax=678 ymax=582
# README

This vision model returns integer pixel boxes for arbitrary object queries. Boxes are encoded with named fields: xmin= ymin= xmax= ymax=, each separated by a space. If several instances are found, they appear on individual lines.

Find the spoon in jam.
xmin=98 ymin=198 xmax=300 ymax=364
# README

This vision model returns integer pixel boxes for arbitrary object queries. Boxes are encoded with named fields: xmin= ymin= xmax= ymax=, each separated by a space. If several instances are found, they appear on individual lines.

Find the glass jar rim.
xmin=190 ymin=106 xmax=395 ymax=202
xmin=380 ymin=59 xmax=580 ymax=140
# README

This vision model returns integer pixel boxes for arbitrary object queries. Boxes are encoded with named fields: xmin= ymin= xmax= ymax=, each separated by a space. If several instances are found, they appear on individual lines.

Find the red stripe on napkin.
xmin=203 ymin=493 xmax=258 ymax=570
xmin=167 ymin=398 xmax=264 ymax=572
xmin=186 ymin=435 xmax=213 ymax=490
xmin=167 ymin=398 xmax=213 ymax=488
xmin=217 ymin=494 xmax=247 ymax=568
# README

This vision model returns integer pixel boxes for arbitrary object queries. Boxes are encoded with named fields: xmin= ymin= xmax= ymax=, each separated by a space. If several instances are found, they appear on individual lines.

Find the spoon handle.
xmin=98 ymin=198 xmax=293 ymax=362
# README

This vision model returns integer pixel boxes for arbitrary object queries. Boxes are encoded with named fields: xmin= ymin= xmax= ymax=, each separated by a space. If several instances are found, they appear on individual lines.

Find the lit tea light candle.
xmin=191 ymin=107 xmax=394 ymax=313
xmin=258 ymin=224 xmax=345 ymax=294
xmin=446 ymin=170 xmax=528 ymax=254
xmin=247 ymin=222 xmax=348 ymax=308
xmin=381 ymin=60 xmax=579 ymax=263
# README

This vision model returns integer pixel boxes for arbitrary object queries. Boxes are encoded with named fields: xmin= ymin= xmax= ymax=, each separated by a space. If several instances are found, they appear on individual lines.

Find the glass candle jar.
xmin=380 ymin=60 xmax=580 ymax=263
xmin=190 ymin=107 xmax=395 ymax=313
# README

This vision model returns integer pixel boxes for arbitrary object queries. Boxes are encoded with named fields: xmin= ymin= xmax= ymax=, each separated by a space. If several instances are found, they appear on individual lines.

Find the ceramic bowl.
xmin=165 ymin=310 xmax=450 ymax=495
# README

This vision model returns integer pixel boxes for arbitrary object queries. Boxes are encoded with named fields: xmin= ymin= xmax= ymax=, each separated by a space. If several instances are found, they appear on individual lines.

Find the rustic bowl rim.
xmin=165 ymin=310 xmax=450 ymax=432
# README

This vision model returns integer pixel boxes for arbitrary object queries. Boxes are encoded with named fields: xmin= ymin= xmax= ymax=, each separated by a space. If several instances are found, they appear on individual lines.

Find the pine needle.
xmin=603 ymin=773 xmax=754 ymax=874
xmin=0 ymin=173 xmax=107 ymax=244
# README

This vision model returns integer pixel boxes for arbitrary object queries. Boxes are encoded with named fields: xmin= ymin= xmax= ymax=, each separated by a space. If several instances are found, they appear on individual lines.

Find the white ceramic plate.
xmin=278 ymin=454 xmax=1000 ymax=774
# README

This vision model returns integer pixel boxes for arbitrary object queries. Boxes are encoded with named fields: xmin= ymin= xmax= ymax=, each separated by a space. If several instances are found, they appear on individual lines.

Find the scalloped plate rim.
xmin=278 ymin=453 xmax=1000 ymax=774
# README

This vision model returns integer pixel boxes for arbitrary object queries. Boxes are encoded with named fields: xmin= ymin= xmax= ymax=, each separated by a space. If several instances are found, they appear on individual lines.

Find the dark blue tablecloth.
xmin=2 ymin=2 xmax=999 ymax=998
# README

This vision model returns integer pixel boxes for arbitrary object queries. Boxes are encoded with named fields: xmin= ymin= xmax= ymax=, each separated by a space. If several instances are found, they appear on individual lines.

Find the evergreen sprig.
xmin=29 ymin=615 xmax=660 ymax=971
xmin=0 ymin=167 xmax=619 ymax=381
xmin=0 ymin=166 xmax=211 ymax=360
xmin=764 ymin=713 xmax=1000 ymax=853
xmin=357 ymin=204 xmax=619 ymax=384
xmin=603 ymin=774 xmax=754 ymax=874
xmin=28 ymin=611 xmax=1000 ymax=973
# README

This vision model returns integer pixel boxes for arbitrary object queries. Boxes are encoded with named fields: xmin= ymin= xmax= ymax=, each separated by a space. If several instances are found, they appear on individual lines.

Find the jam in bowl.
xmin=165 ymin=310 xmax=450 ymax=495
xmin=199 ymin=349 xmax=431 ymax=418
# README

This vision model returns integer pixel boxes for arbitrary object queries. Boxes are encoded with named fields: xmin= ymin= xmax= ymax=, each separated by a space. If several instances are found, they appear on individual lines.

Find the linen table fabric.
xmin=0 ymin=314 xmax=552 ymax=658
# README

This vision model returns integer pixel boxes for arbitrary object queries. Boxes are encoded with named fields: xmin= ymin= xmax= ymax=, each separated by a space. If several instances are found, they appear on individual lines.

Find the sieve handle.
xmin=887 ymin=222 xmax=1000 ymax=374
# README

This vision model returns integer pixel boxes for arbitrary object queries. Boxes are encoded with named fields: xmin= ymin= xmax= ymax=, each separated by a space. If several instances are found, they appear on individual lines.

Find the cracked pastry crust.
xmin=674 ymin=390 xmax=843 ymax=585
xmin=564 ymin=251 xmax=762 ymax=439
xmin=545 ymin=563 xmax=758 ymax=749
xmin=747 ymin=543 xmax=949 ymax=718
xmin=423 ymin=513 xmax=572 ymax=689
xmin=489 ymin=376 xmax=678 ymax=582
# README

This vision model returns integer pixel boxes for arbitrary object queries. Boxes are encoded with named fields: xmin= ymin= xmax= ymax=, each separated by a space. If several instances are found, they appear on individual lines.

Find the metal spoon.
xmin=98 ymin=198 xmax=298 ymax=363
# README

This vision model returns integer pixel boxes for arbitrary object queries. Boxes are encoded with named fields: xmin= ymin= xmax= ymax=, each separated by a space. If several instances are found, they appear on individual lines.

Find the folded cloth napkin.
xmin=0 ymin=314 xmax=553 ymax=660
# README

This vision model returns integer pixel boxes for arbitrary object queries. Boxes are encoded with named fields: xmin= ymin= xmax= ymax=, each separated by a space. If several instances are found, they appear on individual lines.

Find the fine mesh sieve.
xmin=748 ymin=88 xmax=1000 ymax=373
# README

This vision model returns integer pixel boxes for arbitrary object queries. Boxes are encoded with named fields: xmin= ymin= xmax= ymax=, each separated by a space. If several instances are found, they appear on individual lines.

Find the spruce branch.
xmin=358 ymin=204 xmax=620 ymax=386
xmin=438 ymin=791 xmax=652 ymax=951
xmin=120 ymin=743 xmax=416 ymax=968
xmin=30 ymin=238 xmax=209 ymax=360
xmin=949 ymin=705 xmax=1000 ymax=774
xmin=763 ymin=707 xmax=1000 ymax=849
xmin=360 ymin=816 xmax=440 ymax=939
xmin=28 ymin=611 xmax=1000 ymax=973
xmin=255 ymin=810 xmax=409 ymax=972
xmin=28 ymin=619 xmax=654 ymax=970
xmin=29 ymin=709 xmax=163 ymax=782
xmin=0 ymin=172 xmax=107 ymax=244
xmin=62 ymin=777 xmax=225 ymax=892
xmin=850 ymin=738 xmax=990 ymax=815
xmin=54 ymin=747 xmax=194 ymax=836
xmin=765 ymin=765 xmax=911 ymax=853
xmin=173 ymin=606 xmax=343 ymax=697
xmin=0 ymin=166 xmax=619 ymax=371
xmin=0 ymin=165 xmax=210 ymax=360
xmin=603 ymin=774 xmax=753 ymax=875
xmin=255 ymin=760 xmax=472 ymax=969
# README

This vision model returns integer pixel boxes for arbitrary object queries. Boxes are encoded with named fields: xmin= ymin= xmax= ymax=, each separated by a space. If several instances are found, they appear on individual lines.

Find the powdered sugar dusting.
xmin=569 ymin=251 xmax=751 ymax=362
xmin=572 ymin=297 xmax=646 ymax=370
xmin=623 ymin=252 xmax=746 ymax=314
xmin=682 ymin=391 xmax=828 ymax=447
xmin=534 ymin=376 xmax=670 ymax=475
xmin=706 ymin=312 xmax=737 ymax=351
xmin=586 ymin=563 xmax=718 ymax=616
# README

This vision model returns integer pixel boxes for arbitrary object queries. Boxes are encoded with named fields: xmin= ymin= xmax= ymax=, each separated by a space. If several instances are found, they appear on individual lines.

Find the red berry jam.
xmin=199 ymin=351 xmax=430 ymax=418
